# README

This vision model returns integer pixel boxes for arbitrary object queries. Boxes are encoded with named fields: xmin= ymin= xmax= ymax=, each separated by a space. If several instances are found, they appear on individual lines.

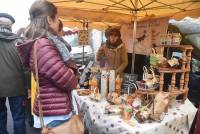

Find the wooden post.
xmin=180 ymin=72 xmax=185 ymax=91
xmin=181 ymin=49 xmax=186 ymax=70
xmin=186 ymin=50 xmax=192 ymax=70
xmin=159 ymin=72 xmax=164 ymax=91
xmin=171 ymin=73 xmax=176 ymax=90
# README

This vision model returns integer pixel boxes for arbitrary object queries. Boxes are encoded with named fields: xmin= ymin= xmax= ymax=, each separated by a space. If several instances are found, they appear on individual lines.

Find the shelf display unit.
xmin=156 ymin=45 xmax=193 ymax=100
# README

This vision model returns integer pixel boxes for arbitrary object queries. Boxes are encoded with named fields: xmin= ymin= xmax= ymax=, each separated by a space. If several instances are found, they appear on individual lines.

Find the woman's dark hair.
xmin=58 ymin=19 xmax=63 ymax=33
xmin=105 ymin=27 xmax=121 ymax=39
xmin=24 ymin=0 xmax=57 ymax=39
xmin=105 ymin=27 xmax=122 ymax=47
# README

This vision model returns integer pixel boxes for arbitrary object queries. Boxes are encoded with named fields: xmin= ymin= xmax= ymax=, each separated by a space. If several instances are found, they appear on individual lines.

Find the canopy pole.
xmin=82 ymin=19 xmax=88 ymax=65
xmin=131 ymin=0 xmax=138 ymax=74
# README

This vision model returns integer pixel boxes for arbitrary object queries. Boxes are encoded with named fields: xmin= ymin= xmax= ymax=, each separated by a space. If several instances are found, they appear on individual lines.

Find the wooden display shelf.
xmin=169 ymin=89 xmax=186 ymax=97
xmin=136 ymin=89 xmax=186 ymax=97
xmin=136 ymin=90 xmax=159 ymax=95
xmin=158 ymin=67 xmax=190 ymax=73
xmin=155 ymin=45 xmax=193 ymax=50
xmin=154 ymin=45 xmax=192 ymax=101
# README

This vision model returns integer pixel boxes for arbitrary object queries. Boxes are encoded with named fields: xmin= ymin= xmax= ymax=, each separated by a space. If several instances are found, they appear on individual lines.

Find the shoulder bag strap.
xmin=33 ymin=40 xmax=45 ymax=129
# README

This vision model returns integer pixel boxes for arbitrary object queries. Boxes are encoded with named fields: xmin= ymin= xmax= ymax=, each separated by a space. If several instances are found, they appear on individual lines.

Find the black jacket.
xmin=0 ymin=30 xmax=27 ymax=97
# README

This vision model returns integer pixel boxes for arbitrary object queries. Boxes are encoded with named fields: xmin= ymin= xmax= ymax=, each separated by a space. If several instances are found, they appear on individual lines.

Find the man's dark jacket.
xmin=0 ymin=30 xmax=26 ymax=98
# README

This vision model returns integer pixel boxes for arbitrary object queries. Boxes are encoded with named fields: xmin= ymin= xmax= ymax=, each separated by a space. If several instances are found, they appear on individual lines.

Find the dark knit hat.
xmin=0 ymin=13 xmax=15 ymax=24
xmin=105 ymin=27 xmax=121 ymax=39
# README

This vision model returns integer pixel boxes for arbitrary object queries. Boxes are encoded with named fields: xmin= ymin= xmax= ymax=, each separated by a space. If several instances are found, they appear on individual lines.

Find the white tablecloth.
xmin=72 ymin=90 xmax=197 ymax=134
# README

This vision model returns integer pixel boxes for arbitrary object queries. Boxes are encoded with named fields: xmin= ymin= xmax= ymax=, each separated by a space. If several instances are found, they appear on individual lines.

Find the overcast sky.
xmin=0 ymin=0 xmax=35 ymax=32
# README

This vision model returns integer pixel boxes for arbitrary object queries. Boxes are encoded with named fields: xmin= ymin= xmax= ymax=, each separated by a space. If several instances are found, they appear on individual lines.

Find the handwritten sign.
xmin=78 ymin=30 xmax=89 ymax=46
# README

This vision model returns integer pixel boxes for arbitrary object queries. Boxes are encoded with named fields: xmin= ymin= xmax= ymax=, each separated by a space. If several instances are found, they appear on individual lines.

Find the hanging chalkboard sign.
xmin=78 ymin=30 xmax=89 ymax=46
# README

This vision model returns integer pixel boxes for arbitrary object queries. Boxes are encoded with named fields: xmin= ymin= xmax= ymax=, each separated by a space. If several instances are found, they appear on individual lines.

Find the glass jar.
xmin=172 ymin=33 xmax=181 ymax=45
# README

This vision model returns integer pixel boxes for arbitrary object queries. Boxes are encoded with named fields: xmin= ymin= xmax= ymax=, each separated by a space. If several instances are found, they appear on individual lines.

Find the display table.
xmin=72 ymin=90 xmax=197 ymax=134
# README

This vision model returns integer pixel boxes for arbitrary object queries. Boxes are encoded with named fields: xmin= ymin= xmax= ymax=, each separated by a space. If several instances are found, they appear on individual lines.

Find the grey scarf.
xmin=46 ymin=32 xmax=71 ymax=62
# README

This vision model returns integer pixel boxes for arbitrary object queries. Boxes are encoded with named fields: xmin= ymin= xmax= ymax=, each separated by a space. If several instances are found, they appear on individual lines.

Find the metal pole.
xmin=81 ymin=20 xmax=88 ymax=66
xmin=82 ymin=20 xmax=85 ymax=66
xmin=82 ymin=45 xmax=85 ymax=65
xmin=131 ymin=0 xmax=138 ymax=74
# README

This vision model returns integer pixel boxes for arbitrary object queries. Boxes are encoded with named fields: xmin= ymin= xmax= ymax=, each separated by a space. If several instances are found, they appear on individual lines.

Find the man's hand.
xmin=98 ymin=46 xmax=106 ymax=58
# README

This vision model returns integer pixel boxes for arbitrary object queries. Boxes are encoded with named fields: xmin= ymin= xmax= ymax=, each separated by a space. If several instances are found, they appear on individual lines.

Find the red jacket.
xmin=16 ymin=38 xmax=77 ymax=116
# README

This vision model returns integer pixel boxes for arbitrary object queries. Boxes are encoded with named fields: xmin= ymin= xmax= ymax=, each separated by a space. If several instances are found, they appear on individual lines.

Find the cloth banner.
xmin=121 ymin=17 xmax=169 ymax=55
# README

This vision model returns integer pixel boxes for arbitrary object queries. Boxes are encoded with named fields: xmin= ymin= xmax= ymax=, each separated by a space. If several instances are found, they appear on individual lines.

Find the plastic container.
xmin=136 ymin=81 xmax=159 ymax=91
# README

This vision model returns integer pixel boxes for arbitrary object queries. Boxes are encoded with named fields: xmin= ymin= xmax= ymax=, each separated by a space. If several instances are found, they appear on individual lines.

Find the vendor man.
xmin=96 ymin=27 xmax=128 ymax=75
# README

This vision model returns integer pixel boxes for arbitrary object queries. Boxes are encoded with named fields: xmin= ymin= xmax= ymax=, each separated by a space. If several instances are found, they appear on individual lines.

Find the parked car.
xmin=71 ymin=45 xmax=94 ymax=65
xmin=63 ymin=30 xmax=94 ymax=65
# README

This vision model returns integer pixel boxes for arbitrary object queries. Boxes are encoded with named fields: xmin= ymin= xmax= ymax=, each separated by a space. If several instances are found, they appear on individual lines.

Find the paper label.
xmin=101 ymin=70 xmax=108 ymax=97
xmin=109 ymin=70 xmax=115 ymax=93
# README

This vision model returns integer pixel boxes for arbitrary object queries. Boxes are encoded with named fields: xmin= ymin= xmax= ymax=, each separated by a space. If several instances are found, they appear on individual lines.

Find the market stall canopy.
xmin=61 ymin=17 xmax=121 ymax=30
xmin=50 ymin=0 xmax=200 ymax=29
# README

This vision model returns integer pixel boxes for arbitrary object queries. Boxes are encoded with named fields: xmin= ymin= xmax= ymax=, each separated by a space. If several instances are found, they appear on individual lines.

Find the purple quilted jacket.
xmin=16 ymin=38 xmax=78 ymax=116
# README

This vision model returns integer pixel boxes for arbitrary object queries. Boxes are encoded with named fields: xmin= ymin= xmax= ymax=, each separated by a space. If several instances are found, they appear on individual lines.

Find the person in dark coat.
xmin=0 ymin=13 xmax=27 ymax=134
